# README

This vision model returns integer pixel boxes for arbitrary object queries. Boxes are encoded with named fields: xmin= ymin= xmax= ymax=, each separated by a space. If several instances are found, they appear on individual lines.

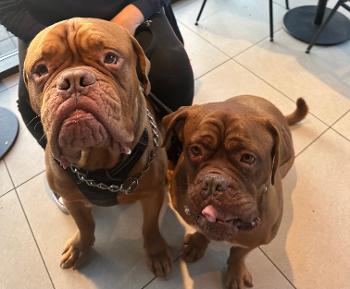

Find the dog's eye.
xmin=104 ymin=52 xmax=119 ymax=64
xmin=33 ymin=63 xmax=49 ymax=78
xmin=189 ymin=145 xmax=202 ymax=158
xmin=240 ymin=153 xmax=256 ymax=165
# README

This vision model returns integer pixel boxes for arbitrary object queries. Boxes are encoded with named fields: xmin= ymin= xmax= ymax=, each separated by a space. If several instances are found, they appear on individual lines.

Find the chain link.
xmin=69 ymin=108 xmax=159 ymax=195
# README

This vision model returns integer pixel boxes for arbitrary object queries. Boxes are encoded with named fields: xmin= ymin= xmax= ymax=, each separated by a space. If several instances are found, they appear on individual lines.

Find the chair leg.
xmin=195 ymin=0 xmax=208 ymax=25
xmin=269 ymin=0 xmax=274 ymax=41
xmin=285 ymin=0 xmax=290 ymax=10
xmin=306 ymin=0 xmax=343 ymax=53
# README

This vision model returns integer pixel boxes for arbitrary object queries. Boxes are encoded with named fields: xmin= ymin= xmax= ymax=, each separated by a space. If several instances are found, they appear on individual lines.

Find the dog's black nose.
xmin=58 ymin=69 xmax=96 ymax=91
xmin=201 ymin=174 xmax=228 ymax=196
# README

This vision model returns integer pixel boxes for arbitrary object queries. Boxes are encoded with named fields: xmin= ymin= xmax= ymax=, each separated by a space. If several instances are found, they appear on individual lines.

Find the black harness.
xmin=59 ymin=129 xmax=149 ymax=206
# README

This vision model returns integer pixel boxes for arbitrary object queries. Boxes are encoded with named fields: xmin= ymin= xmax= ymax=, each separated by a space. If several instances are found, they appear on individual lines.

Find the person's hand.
xmin=111 ymin=4 xmax=145 ymax=35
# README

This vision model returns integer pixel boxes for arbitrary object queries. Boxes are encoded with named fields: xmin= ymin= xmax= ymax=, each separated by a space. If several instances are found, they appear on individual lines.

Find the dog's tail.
xmin=286 ymin=98 xmax=308 ymax=125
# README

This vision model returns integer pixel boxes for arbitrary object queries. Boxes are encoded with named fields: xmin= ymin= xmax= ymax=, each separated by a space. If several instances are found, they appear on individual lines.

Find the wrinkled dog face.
xmin=164 ymin=105 xmax=279 ymax=241
xmin=23 ymin=18 xmax=150 ymax=168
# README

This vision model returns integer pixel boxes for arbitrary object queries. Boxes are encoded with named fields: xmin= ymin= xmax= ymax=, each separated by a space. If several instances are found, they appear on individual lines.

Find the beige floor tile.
xmin=4 ymin=124 xmax=45 ymax=186
xmin=194 ymin=60 xmax=328 ymax=155
xmin=179 ymin=23 xmax=229 ymax=79
xmin=0 ymin=190 xmax=53 ymax=289
xmin=0 ymin=73 xmax=19 ymax=93
xmin=145 ymin=244 xmax=294 ymax=289
xmin=262 ymin=129 xmax=350 ymax=289
xmin=0 ymin=85 xmax=45 ymax=186
xmin=235 ymin=30 xmax=350 ymax=125
xmin=17 ymin=173 xmax=187 ymax=289
xmin=332 ymin=110 xmax=350 ymax=140
xmin=0 ymin=84 xmax=18 ymax=113
xmin=0 ymin=160 xmax=13 ymax=197
xmin=174 ymin=0 xmax=224 ymax=25
xmin=176 ymin=0 xmax=287 ymax=57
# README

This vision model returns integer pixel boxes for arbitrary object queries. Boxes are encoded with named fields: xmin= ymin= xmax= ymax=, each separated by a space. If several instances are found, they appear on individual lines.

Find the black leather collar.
xmin=57 ymin=129 xmax=149 ymax=206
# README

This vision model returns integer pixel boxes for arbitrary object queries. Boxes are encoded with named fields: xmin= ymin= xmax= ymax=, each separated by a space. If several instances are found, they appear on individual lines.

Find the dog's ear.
xmin=130 ymin=36 xmax=151 ymax=95
xmin=264 ymin=120 xmax=281 ymax=186
xmin=162 ymin=106 xmax=195 ymax=149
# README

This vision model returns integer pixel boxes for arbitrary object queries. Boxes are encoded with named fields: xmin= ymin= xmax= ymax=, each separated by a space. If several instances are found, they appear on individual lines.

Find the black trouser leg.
xmin=17 ymin=39 xmax=47 ymax=149
xmin=136 ymin=11 xmax=194 ymax=112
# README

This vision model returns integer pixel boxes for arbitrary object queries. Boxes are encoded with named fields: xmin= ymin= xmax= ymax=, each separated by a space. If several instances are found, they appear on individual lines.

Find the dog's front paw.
xmin=182 ymin=232 xmax=209 ymax=263
xmin=60 ymin=234 xmax=94 ymax=269
xmin=224 ymin=263 xmax=253 ymax=289
xmin=146 ymin=246 xmax=172 ymax=278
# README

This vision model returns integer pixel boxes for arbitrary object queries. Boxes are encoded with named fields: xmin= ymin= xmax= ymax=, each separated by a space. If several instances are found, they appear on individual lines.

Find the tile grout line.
xmin=0 ymin=169 xmax=46 ymax=199
xmin=0 ymin=81 xmax=18 ymax=94
xmin=194 ymin=58 xmax=232 ymax=80
xmin=329 ymin=108 xmax=350 ymax=127
xmin=258 ymin=247 xmax=298 ymax=289
xmin=330 ymin=127 xmax=350 ymax=142
xmin=3 ymin=161 xmax=57 ymax=289
xmin=295 ymin=127 xmax=331 ymax=158
xmin=231 ymin=58 xmax=332 ymax=128
xmin=141 ymin=277 xmax=157 ymax=289
xmin=179 ymin=20 xmax=232 ymax=58
xmin=230 ymin=27 xmax=284 ymax=60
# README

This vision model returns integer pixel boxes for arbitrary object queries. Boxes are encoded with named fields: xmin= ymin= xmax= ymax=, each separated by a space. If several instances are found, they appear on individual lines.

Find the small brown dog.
xmin=23 ymin=18 xmax=171 ymax=276
xmin=162 ymin=95 xmax=308 ymax=289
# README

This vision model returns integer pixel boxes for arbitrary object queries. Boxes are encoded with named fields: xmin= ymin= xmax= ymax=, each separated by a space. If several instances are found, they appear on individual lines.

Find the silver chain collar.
xmin=69 ymin=108 xmax=159 ymax=195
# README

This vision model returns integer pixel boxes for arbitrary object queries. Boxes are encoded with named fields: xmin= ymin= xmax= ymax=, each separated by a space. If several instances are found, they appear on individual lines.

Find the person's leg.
xmin=18 ymin=39 xmax=68 ymax=214
xmin=17 ymin=40 xmax=47 ymax=149
xmin=135 ymin=11 xmax=194 ymax=164
xmin=135 ymin=10 xmax=194 ymax=112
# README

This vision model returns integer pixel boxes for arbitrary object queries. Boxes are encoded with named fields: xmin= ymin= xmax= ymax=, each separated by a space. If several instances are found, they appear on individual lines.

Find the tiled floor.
xmin=0 ymin=0 xmax=349 ymax=288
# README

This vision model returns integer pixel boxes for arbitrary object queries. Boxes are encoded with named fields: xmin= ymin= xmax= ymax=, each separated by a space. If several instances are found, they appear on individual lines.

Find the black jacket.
xmin=0 ymin=0 xmax=161 ymax=42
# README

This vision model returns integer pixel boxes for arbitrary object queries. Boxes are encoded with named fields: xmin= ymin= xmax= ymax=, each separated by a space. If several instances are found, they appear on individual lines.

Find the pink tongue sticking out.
xmin=202 ymin=205 xmax=218 ymax=223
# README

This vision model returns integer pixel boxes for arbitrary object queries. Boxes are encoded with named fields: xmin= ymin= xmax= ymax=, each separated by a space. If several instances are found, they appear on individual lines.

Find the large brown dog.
xmin=162 ymin=96 xmax=308 ymax=288
xmin=23 ymin=18 xmax=171 ymax=276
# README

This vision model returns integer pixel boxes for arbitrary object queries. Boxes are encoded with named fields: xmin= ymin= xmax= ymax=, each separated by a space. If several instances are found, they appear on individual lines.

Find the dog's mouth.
xmin=200 ymin=204 xmax=260 ymax=230
xmin=49 ymin=96 xmax=134 ymax=168
xmin=186 ymin=202 xmax=260 ymax=241
xmin=57 ymin=109 xmax=110 ymax=165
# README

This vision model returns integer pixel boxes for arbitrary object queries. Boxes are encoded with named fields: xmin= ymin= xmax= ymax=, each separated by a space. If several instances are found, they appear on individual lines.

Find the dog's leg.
xmin=60 ymin=201 xmax=95 ymax=269
xmin=225 ymin=246 xmax=254 ymax=289
xmin=182 ymin=231 xmax=210 ymax=262
xmin=140 ymin=191 xmax=172 ymax=277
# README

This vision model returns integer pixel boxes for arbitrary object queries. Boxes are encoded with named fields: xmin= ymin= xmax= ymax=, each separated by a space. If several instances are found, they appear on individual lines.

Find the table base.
xmin=0 ymin=107 xmax=19 ymax=159
xmin=283 ymin=5 xmax=350 ymax=45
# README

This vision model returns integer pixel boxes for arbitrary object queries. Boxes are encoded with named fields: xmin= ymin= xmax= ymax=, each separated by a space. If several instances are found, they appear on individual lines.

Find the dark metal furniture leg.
xmin=314 ymin=0 xmax=328 ymax=24
xmin=285 ymin=0 xmax=290 ymax=10
xmin=306 ymin=0 xmax=343 ymax=52
xmin=269 ymin=0 xmax=274 ymax=41
xmin=195 ymin=0 xmax=208 ymax=25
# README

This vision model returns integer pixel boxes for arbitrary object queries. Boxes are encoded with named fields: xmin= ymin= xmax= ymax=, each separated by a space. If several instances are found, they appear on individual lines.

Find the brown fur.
xmin=162 ymin=95 xmax=308 ymax=288
xmin=24 ymin=18 xmax=171 ymax=277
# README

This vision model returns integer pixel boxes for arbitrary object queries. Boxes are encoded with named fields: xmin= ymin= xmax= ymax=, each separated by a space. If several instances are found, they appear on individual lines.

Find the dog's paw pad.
xmin=182 ymin=233 xmax=209 ymax=263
